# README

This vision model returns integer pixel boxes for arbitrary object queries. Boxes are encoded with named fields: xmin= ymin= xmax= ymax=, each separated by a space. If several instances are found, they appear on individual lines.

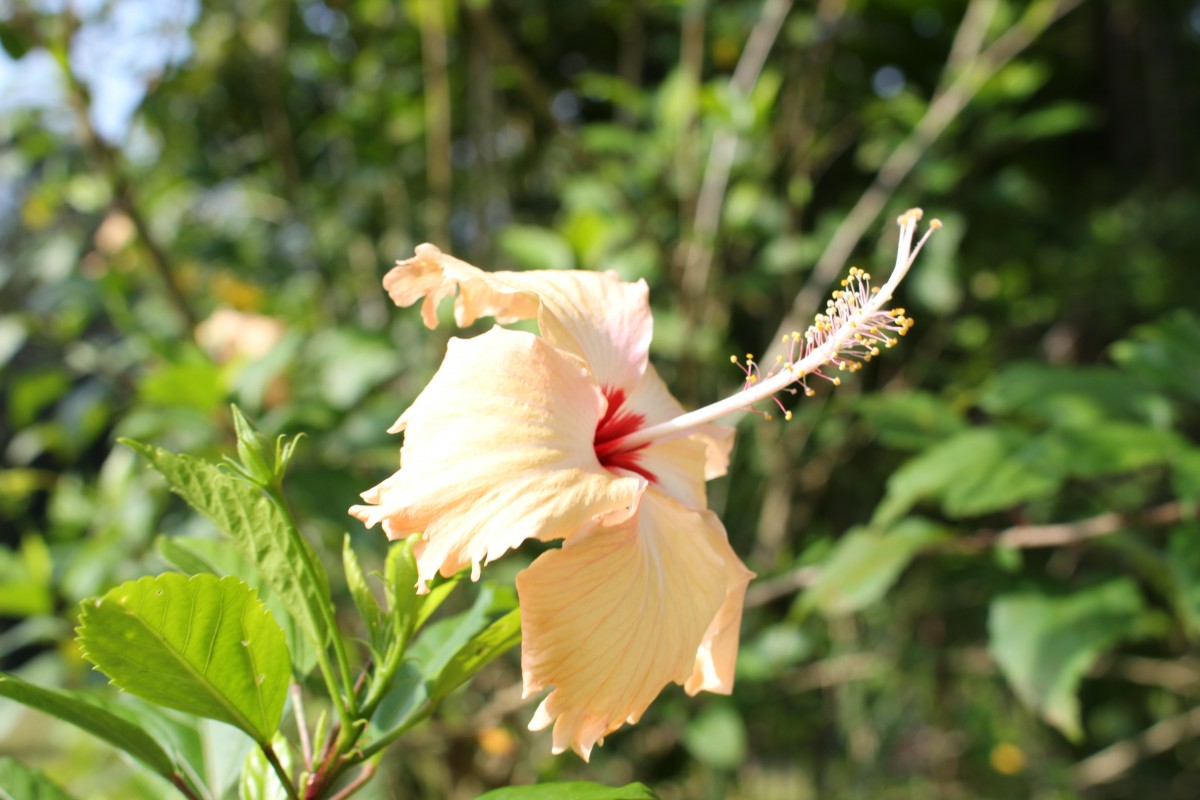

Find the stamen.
xmin=620 ymin=209 xmax=939 ymax=447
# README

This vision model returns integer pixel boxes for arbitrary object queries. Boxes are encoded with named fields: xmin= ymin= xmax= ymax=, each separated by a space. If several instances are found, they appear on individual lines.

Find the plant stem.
xmin=266 ymin=485 xmax=358 ymax=727
xmin=169 ymin=773 xmax=204 ymax=800
xmin=262 ymin=741 xmax=302 ymax=800
xmin=327 ymin=760 xmax=379 ymax=800
xmin=292 ymin=682 xmax=313 ymax=771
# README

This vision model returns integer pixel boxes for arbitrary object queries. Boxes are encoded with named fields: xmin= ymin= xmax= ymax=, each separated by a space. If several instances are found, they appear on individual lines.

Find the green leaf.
xmin=0 ymin=757 xmax=79 ymax=800
xmin=855 ymin=390 xmax=968 ymax=451
xmin=125 ymin=440 xmax=334 ymax=653
xmin=1166 ymin=523 xmax=1200 ymax=637
xmin=0 ymin=673 xmax=176 ymax=778
xmin=156 ymin=535 xmax=317 ymax=677
xmin=77 ymin=573 xmax=290 ymax=743
xmin=497 ymin=225 xmax=576 ymax=271
xmin=873 ymin=428 xmax=1059 ymax=524
xmin=1110 ymin=310 xmax=1200 ymax=405
xmin=682 ymin=704 xmax=747 ymax=771
xmin=476 ymin=783 xmax=658 ymax=800
xmin=386 ymin=535 xmax=421 ymax=651
xmin=800 ymin=518 xmax=947 ymax=617
xmin=988 ymin=580 xmax=1150 ymax=740
xmin=978 ymin=363 xmax=1163 ymax=426
xmin=343 ymin=534 xmax=382 ymax=648
xmin=428 ymin=608 xmax=521 ymax=702
xmin=411 ymin=583 xmax=515 ymax=683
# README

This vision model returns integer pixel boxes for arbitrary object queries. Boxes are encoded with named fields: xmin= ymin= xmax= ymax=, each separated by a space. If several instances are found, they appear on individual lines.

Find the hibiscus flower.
xmin=351 ymin=208 xmax=937 ymax=759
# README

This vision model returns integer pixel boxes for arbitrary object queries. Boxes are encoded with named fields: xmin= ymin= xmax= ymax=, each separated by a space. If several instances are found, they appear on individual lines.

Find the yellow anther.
xmin=764 ymin=413 xmax=773 ymax=421
xmin=730 ymin=355 xmax=738 ymax=364
xmin=746 ymin=353 xmax=754 ymax=360
xmin=748 ymin=375 xmax=758 ymax=384
xmin=832 ymin=377 xmax=841 ymax=386
xmin=930 ymin=218 xmax=942 ymax=230
xmin=781 ymin=334 xmax=790 ymax=344
xmin=791 ymin=332 xmax=801 ymax=342
xmin=784 ymin=410 xmax=793 ymax=421
xmin=805 ymin=388 xmax=815 ymax=397
xmin=776 ymin=355 xmax=784 ymax=363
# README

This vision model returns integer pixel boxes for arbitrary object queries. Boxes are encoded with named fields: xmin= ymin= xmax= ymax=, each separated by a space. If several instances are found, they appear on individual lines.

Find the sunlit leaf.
xmin=125 ymin=440 xmax=334 ymax=654
xmin=77 ymin=573 xmax=289 ymax=743
xmin=343 ymin=534 xmax=382 ymax=648
xmin=429 ymin=608 xmax=521 ymax=702
xmin=155 ymin=535 xmax=317 ymax=677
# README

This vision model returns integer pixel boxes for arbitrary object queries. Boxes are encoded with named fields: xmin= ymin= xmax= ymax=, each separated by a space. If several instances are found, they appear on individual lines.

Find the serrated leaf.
xmin=0 ymin=757 xmax=79 ymax=800
xmin=126 ymin=440 xmax=334 ymax=653
xmin=429 ymin=608 xmax=521 ymax=702
xmin=77 ymin=573 xmax=290 ymax=743
xmin=476 ymin=782 xmax=657 ymax=800
xmin=800 ymin=518 xmax=947 ymax=617
xmin=0 ymin=673 xmax=176 ymax=778
xmin=988 ymin=580 xmax=1149 ymax=740
xmin=155 ymin=535 xmax=317 ymax=677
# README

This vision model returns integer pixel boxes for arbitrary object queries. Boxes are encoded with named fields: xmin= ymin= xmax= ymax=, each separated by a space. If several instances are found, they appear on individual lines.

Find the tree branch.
xmin=1071 ymin=704 xmax=1200 ymax=790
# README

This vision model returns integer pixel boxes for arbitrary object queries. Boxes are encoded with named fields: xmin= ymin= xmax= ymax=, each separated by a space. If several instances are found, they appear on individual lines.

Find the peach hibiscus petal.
xmin=382 ymin=244 xmax=652 ymax=391
xmin=516 ymin=490 xmax=749 ymax=760
xmin=349 ymin=326 xmax=643 ymax=590
xmin=617 ymin=363 xmax=736 ymax=508
xmin=685 ymin=526 xmax=755 ymax=695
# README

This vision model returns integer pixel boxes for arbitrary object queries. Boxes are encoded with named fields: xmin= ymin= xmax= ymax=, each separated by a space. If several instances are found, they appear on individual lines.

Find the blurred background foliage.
xmin=1 ymin=0 xmax=1199 ymax=797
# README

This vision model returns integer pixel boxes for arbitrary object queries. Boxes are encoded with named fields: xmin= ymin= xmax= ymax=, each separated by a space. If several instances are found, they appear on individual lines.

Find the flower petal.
xmin=382 ymin=244 xmax=652 ymax=390
xmin=685 ymin=526 xmax=755 ymax=696
xmin=620 ymin=363 xmax=736 ymax=507
xmin=349 ymin=326 xmax=643 ymax=590
xmin=516 ymin=490 xmax=750 ymax=760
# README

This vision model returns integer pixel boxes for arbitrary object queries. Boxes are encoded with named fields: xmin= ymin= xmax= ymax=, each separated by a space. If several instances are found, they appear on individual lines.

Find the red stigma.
xmin=593 ymin=388 xmax=655 ymax=482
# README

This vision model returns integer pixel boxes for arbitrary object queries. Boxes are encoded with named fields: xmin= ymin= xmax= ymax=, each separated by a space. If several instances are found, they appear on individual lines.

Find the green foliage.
xmin=799 ymin=518 xmax=948 ymax=617
xmin=0 ymin=674 xmax=178 ymax=778
xmin=0 ymin=757 xmax=78 ymax=800
xmin=123 ymin=440 xmax=335 ymax=655
xmin=476 ymin=783 xmax=657 ymax=800
xmin=2 ymin=0 xmax=1199 ymax=796
xmin=77 ymin=573 xmax=290 ymax=743
xmin=988 ymin=580 xmax=1152 ymax=741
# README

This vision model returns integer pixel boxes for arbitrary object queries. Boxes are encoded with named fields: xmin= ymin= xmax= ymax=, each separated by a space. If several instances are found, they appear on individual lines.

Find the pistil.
xmin=617 ymin=209 xmax=940 ymax=450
